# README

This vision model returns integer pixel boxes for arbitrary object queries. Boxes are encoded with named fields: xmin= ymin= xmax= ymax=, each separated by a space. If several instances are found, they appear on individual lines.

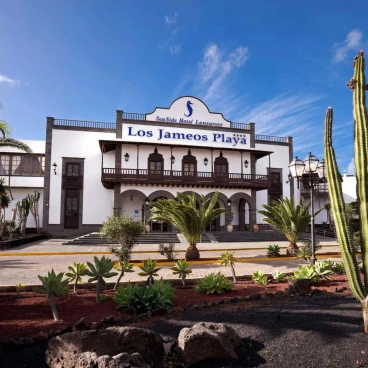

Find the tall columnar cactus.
xmin=324 ymin=50 xmax=368 ymax=333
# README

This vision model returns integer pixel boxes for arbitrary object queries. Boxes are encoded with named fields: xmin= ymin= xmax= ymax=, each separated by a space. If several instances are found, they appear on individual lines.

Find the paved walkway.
xmin=0 ymin=237 xmax=341 ymax=287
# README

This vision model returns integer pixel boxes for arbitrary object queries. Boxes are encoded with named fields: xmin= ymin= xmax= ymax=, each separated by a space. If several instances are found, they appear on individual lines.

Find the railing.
xmin=255 ymin=135 xmax=289 ymax=143
xmin=54 ymin=119 xmax=116 ymax=130
xmin=123 ymin=112 xmax=146 ymax=121
xmin=301 ymin=183 xmax=328 ymax=195
xmin=230 ymin=122 xmax=251 ymax=130
xmin=102 ymin=168 xmax=270 ymax=188
xmin=62 ymin=175 xmax=84 ymax=189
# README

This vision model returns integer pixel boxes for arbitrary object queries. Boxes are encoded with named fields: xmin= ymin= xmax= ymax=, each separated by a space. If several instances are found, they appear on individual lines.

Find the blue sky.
xmin=1 ymin=0 xmax=367 ymax=173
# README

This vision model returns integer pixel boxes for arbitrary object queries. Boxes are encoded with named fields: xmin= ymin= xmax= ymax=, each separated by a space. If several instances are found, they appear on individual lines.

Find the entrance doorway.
xmin=207 ymin=202 xmax=220 ymax=231
xmin=150 ymin=196 xmax=169 ymax=232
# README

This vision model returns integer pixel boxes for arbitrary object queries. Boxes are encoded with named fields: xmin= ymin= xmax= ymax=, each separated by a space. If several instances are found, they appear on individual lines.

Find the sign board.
xmin=122 ymin=124 xmax=249 ymax=150
xmin=146 ymin=96 xmax=231 ymax=128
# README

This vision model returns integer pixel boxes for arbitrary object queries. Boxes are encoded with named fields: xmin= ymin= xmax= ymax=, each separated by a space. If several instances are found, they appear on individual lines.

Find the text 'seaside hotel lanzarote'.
xmin=42 ymin=96 xmax=293 ymax=237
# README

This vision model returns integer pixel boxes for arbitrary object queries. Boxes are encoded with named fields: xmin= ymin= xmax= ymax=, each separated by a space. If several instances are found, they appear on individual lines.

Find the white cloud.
xmin=332 ymin=29 xmax=363 ymax=62
xmin=346 ymin=158 xmax=355 ymax=175
xmin=165 ymin=13 xmax=178 ymax=27
xmin=170 ymin=44 xmax=181 ymax=55
xmin=0 ymin=74 xmax=21 ymax=86
xmin=195 ymin=43 xmax=249 ymax=106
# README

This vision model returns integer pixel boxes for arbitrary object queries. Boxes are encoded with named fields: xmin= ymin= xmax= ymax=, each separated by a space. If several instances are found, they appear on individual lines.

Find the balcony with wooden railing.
xmin=101 ymin=168 xmax=270 ymax=190
xmin=62 ymin=175 xmax=84 ymax=189
xmin=300 ymin=183 xmax=329 ymax=197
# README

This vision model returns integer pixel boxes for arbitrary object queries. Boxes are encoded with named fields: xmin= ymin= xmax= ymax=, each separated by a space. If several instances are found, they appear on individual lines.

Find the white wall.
xmin=0 ymin=140 xmax=45 ymax=154
xmin=49 ymin=130 xmax=116 ymax=224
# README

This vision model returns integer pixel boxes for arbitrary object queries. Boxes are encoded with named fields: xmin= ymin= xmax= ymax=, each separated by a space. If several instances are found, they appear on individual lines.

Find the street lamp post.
xmin=288 ymin=153 xmax=326 ymax=264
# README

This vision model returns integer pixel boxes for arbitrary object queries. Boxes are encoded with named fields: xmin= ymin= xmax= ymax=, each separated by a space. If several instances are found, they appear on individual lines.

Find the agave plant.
xmin=271 ymin=270 xmax=286 ymax=283
xmin=267 ymin=244 xmax=281 ymax=257
xmin=332 ymin=262 xmax=345 ymax=275
xmin=251 ymin=271 xmax=269 ymax=286
xmin=220 ymin=250 xmax=238 ymax=283
xmin=314 ymin=260 xmax=333 ymax=281
xmin=171 ymin=259 xmax=192 ymax=287
xmin=86 ymin=256 xmax=118 ymax=302
xmin=138 ymin=259 xmax=161 ymax=285
xmin=113 ymin=278 xmax=174 ymax=313
xmin=65 ymin=262 xmax=88 ymax=293
xmin=33 ymin=269 xmax=70 ymax=321
xmin=113 ymin=261 xmax=134 ymax=291
xmin=291 ymin=264 xmax=319 ymax=283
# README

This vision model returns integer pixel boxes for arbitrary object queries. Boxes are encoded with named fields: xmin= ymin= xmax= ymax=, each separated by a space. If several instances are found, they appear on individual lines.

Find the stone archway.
xmin=228 ymin=192 xmax=256 ymax=231
xmin=204 ymin=192 xmax=228 ymax=231
xmin=120 ymin=189 xmax=146 ymax=222
xmin=148 ymin=190 xmax=176 ymax=232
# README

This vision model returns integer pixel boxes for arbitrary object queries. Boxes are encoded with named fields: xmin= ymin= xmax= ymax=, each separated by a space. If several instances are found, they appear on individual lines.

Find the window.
xmin=0 ymin=155 xmax=10 ymax=175
xmin=66 ymin=163 xmax=80 ymax=176
xmin=149 ymin=161 xmax=162 ymax=175
xmin=9 ymin=154 xmax=45 ymax=176
xmin=182 ymin=149 xmax=197 ymax=177
xmin=214 ymin=152 xmax=228 ymax=177
xmin=148 ymin=147 xmax=164 ymax=175
xmin=268 ymin=169 xmax=283 ymax=203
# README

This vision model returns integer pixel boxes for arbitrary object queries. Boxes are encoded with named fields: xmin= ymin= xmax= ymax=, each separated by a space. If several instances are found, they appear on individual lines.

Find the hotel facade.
xmin=38 ymin=96 xmax=296 ymax=237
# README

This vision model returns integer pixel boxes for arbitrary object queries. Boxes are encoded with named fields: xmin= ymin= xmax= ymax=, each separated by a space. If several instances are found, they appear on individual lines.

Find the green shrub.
xmin=332 ymin=262 xmax=345 ymax=274
xmin=267 ymin=244 xmax=281 ymax=257
xmin=271 ymin=270 xmax=286 ymax=283
xmin=158 ymin=243 xmax=177 ymax=260
xmin=3 ymin=220 xmax=16 ymax=237
xmin=290 ymin=261 xmax=333 ymax=284
xmin=251 ymin=271 xmax=269 ymax=286
xmin=171 ymin=259 xmax=192 ymax=286
xmin=138 ymin=259 xmax=161 ymax=285
xmin=113 ymin=278 xmax=174 ymax=313
xmin=195 ymin=273 xmax=233 ymax=294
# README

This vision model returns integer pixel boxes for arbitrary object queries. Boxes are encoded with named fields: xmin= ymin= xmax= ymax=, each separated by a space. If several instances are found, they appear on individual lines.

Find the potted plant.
xmin=226 ymin=210 xmax=234 ymax=233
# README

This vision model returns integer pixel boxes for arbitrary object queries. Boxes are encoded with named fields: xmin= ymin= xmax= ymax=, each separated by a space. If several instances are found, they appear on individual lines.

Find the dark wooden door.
xmin=64 ymin=190 xmax=79 ymax=229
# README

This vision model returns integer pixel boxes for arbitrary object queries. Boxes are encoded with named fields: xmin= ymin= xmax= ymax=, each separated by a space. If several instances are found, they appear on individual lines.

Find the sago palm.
xmin=259 ymin=197 xmax=316 ymax=254
xmin=0 ymin=121 xmax=32 ymax=152
xmin=149 ymin=191 xmax=224 ymax=260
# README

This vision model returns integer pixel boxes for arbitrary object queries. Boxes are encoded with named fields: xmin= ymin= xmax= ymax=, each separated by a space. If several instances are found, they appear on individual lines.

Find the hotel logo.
xmin=184 ymin=101 xmax=193 ymax=117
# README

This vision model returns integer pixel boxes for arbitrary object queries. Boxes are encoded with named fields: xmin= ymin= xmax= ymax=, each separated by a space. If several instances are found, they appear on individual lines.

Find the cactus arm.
xmin=352 ymin=51 xmax=368 ymax=289
xmin=324 ymin=107 xmax=366 ymax=301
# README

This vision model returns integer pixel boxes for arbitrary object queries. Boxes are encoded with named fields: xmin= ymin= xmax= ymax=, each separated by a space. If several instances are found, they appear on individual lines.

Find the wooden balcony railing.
xmin=62 ymin=175 xmax=84 ymax=189
xmin=101 ymin=168 xmax=270 ymax=189
xmin=301 ymin=183 xmax=329 ymax=196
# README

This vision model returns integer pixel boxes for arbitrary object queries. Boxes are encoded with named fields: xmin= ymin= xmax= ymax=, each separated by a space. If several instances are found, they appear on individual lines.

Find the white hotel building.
xmin=3 ymin=96 xmax=300 ymax=237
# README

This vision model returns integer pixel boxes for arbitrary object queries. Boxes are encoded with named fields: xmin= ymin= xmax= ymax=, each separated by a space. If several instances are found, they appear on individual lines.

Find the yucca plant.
xmin=148 ymin=192 xmax=224 ymax=260
xmin=33 ymin=270 xmax=70 ymax=321
xmin=195 ymin=272 xmax=233 ymax=294
xmin=138 ymin=259 xmax=161 ymax=285
xmin=324 ymin=50 xmax=368 ymax=333
xmin=86 ymin=256 xmax=118 ymax=302
xmin=113 ymin=261 xmax=134 ymax=291
xmin=65 ymin=262 xmax=87 ymax=293
xmin=171 ymin=259 xmax=192 ymax=286
xmin=113 ymin=278 xmax=174 ymax=313
xmin=271 ymin=270 xmax=286 ymax=283
xmin=220 ymin=250 xmax=238 ymax=283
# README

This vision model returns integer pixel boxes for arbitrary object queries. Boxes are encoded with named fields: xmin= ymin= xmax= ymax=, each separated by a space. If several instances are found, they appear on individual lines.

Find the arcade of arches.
xmin=117 ymin=189 xmax=257 ymax=232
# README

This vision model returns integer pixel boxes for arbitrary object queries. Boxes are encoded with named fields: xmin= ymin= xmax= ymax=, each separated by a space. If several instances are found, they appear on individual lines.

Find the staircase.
xmin=209 ymin=230 xmax=286 ymax=243
xmin=62 ymin=232 xmax=180 ymax=245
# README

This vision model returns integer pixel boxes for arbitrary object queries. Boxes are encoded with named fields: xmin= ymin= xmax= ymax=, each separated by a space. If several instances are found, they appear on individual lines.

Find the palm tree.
xmin=0 ymin=121 xmax=32 ymax=152
xmin=149 ymin=191 xmax=224 ymax=260
xmin=259 ymin=197 xmax=318 ymax=254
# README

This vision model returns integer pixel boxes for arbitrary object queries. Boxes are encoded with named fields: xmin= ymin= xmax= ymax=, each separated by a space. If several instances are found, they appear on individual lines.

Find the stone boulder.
xmin=76 ymin=351 xmax=149 ymax=368
xmin=288 ymin=278 xmax=312 ymax=295
xmin=178 ymin=322 xmax=242 ymax=365
xmin=45 ymin=327 xmax=164 ymax=368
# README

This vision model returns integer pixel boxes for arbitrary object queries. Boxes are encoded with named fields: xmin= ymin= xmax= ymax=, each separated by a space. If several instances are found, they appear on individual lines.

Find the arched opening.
xmin=148 ymin=147 xmax=164 ymax=175
xmin=229 ymin=192 xmax=255 ymax=231
xmin=120 ymin=189 xmax=146 ymax=223
xmin=147 ymin=190 xmax=176 ymax=232
xmin=204 ymin=192 xmax=228 ymax=231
